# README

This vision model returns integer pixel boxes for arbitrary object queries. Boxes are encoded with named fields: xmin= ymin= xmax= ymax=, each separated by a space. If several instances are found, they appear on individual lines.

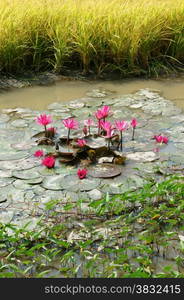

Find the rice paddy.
xmin=0 ymin=0 xmax=184 ymax=76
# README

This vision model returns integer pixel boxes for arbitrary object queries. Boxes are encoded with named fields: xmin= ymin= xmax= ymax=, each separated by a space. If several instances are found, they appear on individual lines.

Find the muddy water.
xmin=0 ymin=77 xmax=184 ymax=110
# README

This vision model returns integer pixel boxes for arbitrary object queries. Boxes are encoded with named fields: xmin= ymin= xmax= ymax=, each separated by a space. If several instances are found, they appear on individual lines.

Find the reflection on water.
xmin=0 ymin=77 xmax=184 ymax=110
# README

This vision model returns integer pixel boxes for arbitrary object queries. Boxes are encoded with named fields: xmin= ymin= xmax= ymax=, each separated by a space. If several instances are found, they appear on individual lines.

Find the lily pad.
xmin=60 ymin=175 xmax=101 ymax=192
xmin=0 ymin=114 xmax=10 ymax=123
xmin=0 ymin=178 xmax=14 ymax=187
xmin=126 ymin=151 xmax=159 ymax=162
xmin=11 ymin=119 xmax=28 ymax=128
xmin=41 ymin=175 xmax=65 ymax=190
xmin=12 ymin=169 xmax=41 ymax=180
xmin=0 ymin=169 xmax=12 ymax=178
xmin=0 ymin=151 xmax=30 ymax=161
xmin=26 ymin=177 xmax=43 ymax=184
xmin=69 ymin=101 xmax=85 ymax=109
xmin=11 ymin=141 xmax=36 ymax=150
xmin=88 ymin=163 xmax=122 ymax=178
xmin=47 ymin=102 xmax=69 ymax=110
xmin=86 ymin=137 xmax=106 ymax=149
xmin=0 ymin=157 xmax=40 ymax=170
xmin=13 ymin=179 xmax=31 ymax=190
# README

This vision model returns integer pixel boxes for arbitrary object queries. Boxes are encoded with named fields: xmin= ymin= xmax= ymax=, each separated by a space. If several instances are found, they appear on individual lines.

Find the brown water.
xmin=0 ymin=77 xmax=184 ymax=110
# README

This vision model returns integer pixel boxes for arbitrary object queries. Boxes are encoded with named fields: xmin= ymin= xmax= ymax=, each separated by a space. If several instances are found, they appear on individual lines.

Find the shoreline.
xmin=0 ymin=70 xmax=184 ymax=93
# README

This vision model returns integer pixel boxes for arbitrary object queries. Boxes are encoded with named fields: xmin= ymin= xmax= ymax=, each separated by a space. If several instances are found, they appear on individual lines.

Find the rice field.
xmin=0 ymin=0 xmax=184 ymax=76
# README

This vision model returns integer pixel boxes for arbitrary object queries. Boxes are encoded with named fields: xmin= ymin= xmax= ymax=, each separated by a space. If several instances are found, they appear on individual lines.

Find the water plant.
xmin=77 ymin=168 xmax=88 ymax=179
xmin=154 ymin=135 xmax=169 ymax=144
xmin=130 ymin=118 xmax=137 ymax=141
xmin=115 ymin=120 xmax=129 ymax=151
xmin=41 ymin=156 xmax=55 ymax=168
xmin=62 ymin=118 xmax=79 ymax=144
xmin=0 ymin=174 xmax=183 ymax=278
xmin=35 ymin=114 xmax=52 ymax=134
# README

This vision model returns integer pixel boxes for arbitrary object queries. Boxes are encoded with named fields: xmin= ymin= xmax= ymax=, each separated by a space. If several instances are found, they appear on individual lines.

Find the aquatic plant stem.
xmin=120 ymin=131 xmax=123 ymax=151
xmin=67 ymin=128 xmax=70 ymax=145
xmin=98 ymin=120 xmax=101 ymax=135
xmin=132 ymin=128 xmax=135 ymax=141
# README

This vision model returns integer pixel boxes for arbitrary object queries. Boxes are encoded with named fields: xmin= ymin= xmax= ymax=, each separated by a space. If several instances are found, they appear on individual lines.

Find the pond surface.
xmin=0 ymin=78 xmax=184 ymax=277
xmin=0 ymin=77 xmax=184 ymax=110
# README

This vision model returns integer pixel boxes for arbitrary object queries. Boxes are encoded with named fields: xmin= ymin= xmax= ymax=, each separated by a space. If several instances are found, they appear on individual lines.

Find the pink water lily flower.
xmin=41 ymin=156 xmax=55 ymax=168
xmin=115 ymin=120 xmax=128 ymax=132
xmin=100 ymin=120 xmax=112 ymax=132
xmin=62 ymin=118 xmax=79 ymax=144
xmin=130 ymin=118 xmax=138 ymax=141
xmin=77 ymin=168 xmax=88 ymax=179
xmin=83 ymin=119 xmax=95 ymax=134
xmin=130 ymin=118 xmax=138 ymax=128
xmin=77 ymin=139 xmax=87 ymax=147
xmin=95 ymin=105 xmax=112 ymax=120
xmin=95 ymin=109 xmax=104 ymax=121
xmin=34 ymin=150 xmax=44 ymax=157
xmin=115 ymin=120 xmax=128 ymax=151
xmin=62 ymin=118 xmax=79 ymax=130
xmin=35 ymin=114 xmax=52 ymax=132
xmin=100 ymin=105 xmax=112 ymax=119
xmin=154 ymin=135 xmax=169 ymax=144
xmin=95 ymin=106 xmax=112 ymax=134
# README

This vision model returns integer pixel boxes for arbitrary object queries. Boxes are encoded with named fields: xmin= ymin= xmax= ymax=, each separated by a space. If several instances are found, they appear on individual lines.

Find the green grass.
xmin=0 ymin=174 xmax=184 ymax=278
xmin=0 ymin=0 xmax=184 ymax=76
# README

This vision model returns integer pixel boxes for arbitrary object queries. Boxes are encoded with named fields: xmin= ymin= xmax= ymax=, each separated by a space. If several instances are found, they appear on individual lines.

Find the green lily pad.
xmin=0 ymin=178 xmax=14 ymax=187
xmin=0 ymin=114 xmax=10 ymax=123
xmin=86 ymin=137 xmax=106 ymax=149
xmin=47 ymin=102 xmax=69 ymax=110
xmin=11 ymin=141 xmax=36 ymax=150
xmin=0 ymin=157 xmax=40 ymax=170
xmin=126 ymin=151 xmax=159 ymax=162
xmin=12 ymin=169 xmax=41 ymax=180
xmin=11 ymin=119 xmax=28 ymax=128
xmin=60 ymin=175 xmax=101 ymax=192
xmin=69 ymin=101 xmax=85 ymax=109
xmin=0 ymin=151 xmax=30 ymax=161
xmin=41 ymin=175 xmax=65 ymax=190
xmin=0 ymin=169 xmax=12 ymax=177
xmin=88 ymin=163 xmax=122 ymax=178
xmin=38 ymin=167 xmax=57 ymax=176
xmin=26 ymin=177 xmax=43 ymax=184
xmin=13 ymin=179 xmax=31 ymax=190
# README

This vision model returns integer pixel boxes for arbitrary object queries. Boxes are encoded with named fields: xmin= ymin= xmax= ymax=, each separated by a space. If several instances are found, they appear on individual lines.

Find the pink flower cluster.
xmin=34 ymin=149 xmax=55 ymax=168
xmin=154 ymin=135 xmax=168 ymax=144
xmin=34 ymin=105 xmax=169 ymax=177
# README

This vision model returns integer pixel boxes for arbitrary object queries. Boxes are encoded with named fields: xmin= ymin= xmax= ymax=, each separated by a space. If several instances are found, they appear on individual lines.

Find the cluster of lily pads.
xmin=33 ymin=105 xmax=169 ymax=179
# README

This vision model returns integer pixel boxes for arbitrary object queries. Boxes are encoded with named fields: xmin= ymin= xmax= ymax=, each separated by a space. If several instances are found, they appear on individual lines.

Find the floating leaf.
xmin=11 ymin=119 xmax=28 ymax=128
xmin=0 ymin=178 xmax=14 ymax=187
xmin=0 ymin=151 xmax=30 ymax=161
xmin=42 ymin=175 xmax=65 ymax=190
xmin=88 ymin=163 xmax=121 ymax=178
xmin=126 ymin=151 xmax=159 ymax=162
xmin=11 ymin=141 xmax=36 ymax=150
xmin=0 ymin=157 xmax=40 ymax=170
xmin=86 ymin=137 xmax=106 ymax=149
xmin=60 ymin=175 xmax=101 ymax=192
xmin=12 ymin=169 xmax=41 ymax=180
xmin=13 ymin=179 xmax=31 ymax=190
xmin=0 ymin=170 xmax=12 ymax=178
